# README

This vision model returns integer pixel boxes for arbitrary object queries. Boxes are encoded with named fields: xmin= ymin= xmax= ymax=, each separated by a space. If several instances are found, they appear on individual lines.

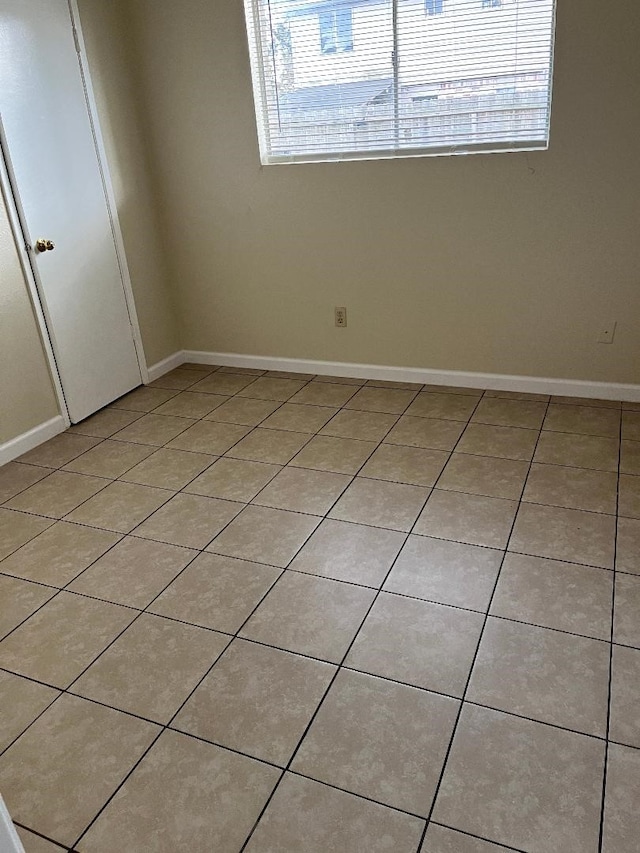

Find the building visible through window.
xmin=319 ymin=7 xmax=354 ymax=54
xmin=244 ymin=0 xmax=557 ymax=164
xmin=425 ymin=0 xmax=444 ymax=15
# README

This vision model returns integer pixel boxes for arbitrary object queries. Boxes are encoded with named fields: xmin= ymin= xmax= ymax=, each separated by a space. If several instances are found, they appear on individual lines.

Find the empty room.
xmin=1 ymin=0 xmax=639 ymax=851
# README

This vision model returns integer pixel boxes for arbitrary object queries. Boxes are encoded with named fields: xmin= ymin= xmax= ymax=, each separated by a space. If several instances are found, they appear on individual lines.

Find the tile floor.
xmin=0 ymin=364 xmax=639 ymax=852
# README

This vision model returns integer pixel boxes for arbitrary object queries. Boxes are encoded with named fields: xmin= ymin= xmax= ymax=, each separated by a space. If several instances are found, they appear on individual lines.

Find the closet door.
xmin=0 ymin=0 xmax=142 ymax=422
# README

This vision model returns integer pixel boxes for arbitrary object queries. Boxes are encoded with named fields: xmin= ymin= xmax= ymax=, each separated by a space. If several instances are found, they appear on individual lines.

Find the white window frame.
xmin=244 ymin=0 xmax=557 ymax=165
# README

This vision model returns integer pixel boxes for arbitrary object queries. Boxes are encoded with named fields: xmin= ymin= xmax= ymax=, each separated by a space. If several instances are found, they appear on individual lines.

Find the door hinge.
xmin=72 ymin=26 xmax=81 ymax=55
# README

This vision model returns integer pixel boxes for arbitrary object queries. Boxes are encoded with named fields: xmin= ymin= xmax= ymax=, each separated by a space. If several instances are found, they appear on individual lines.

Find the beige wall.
xmin=77 ymin=0 xmax=179 ymax=366
xmin=125 ymin=0 xmax=640 ymax=384
xmin=0 ymin=190 xmax=59 ymax=444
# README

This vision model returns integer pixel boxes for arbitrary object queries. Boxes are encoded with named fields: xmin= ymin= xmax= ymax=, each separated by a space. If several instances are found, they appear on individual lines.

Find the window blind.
xmin=243 ymin=0 xmax=556 ymax=164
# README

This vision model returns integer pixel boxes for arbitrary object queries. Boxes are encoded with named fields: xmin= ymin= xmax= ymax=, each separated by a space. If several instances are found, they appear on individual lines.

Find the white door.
xmin=0 ymin=0 xmax=142 ymax=423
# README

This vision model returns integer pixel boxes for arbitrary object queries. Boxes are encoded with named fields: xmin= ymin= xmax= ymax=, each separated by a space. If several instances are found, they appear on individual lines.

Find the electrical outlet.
xmin=335 ymin=306 xmax=347 ymax=328
xmin=597 ymin=321 xmax=617 ymax=344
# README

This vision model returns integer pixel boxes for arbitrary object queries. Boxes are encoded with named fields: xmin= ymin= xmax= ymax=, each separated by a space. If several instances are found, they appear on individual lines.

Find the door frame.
xmin=0 ymin=121 xmax=71 ymax=427
xmin=0 ymin=0 xmax=148 ymax=428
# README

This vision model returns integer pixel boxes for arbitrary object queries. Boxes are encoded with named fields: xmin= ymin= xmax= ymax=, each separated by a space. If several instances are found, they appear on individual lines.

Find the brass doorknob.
xmin=35 ymin=239 xmax=55 ymax=252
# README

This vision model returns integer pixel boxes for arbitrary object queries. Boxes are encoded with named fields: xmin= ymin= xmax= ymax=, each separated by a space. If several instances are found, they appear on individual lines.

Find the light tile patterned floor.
xmin=0 ymin=365 xmax=639 ymax=852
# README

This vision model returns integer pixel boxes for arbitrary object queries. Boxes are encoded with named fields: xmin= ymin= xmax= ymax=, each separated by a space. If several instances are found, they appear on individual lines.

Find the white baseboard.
xmin=0 ymin=416 xmax=67 ymax=467
xmin=4 ymin=352 xmax=635 ymax=470
xmin=182 ymin=350 xmax=640 ymax=402
xmin=147 ymin=351 xmax=185 ymax=383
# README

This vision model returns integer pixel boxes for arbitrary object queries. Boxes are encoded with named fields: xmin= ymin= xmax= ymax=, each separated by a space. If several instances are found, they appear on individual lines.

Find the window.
xmin=425 ymin=0 xmax=444 ymax=15
xmin=243 ymin=0 xmax=557 ymax=164
xmin=319 ymin=7 xmax=354 ymax=53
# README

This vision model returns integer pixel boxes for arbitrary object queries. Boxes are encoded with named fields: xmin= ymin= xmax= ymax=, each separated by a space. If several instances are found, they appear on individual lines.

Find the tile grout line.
xmin=202 ymin=384 xmax=416 ymax=606
xmin=1 ymin=553 xmax=628 ymax=643
xmin=25 ymin=378 xmax=325 ymax=564
xmin=51 ymin=394 xmax=328 ymax=698
xmin=236 ymin=390 xmax=491 ymax=850
xmin=0 ymin=494 xmax=164 ymax=758
xmin=4 ymin=436 xmax=631 ymax=513
xmin=3 ymin=427 xmax=628 ymax=523
xmin=235 ymin=386 xmax=441 ymax=850
xmin=0 ymin=383 xmax=477 ymax=688
xmin=0 ymin=397 xmax=630 ymax=775
xmin=67 ymin=379 xmax=351 ymax=849
xmin=0 ymin=512 xmax=152 ymax=756
xmin=8 ymin=634 xmax=639 ymax=853
xmin=180 ymin=376 xmax=332 ymax=490
xmin=98 ymin=378 xmax=313 ymax=488
xmin=3 ymin=645 xmax=630 ymax=755
xmin=0 ymin=395 xmax=561 ymax=764
xmin=0 ymin=380 xmax=284 ymax=756
xmin=0 ymin=378 xmax=631 ymax=849
xmin=0 ymin=527 xmax=210 ymax=759
xmin=5 ymin=614 xmax=637 ymax=853
xmin=415 ymin=395 xmax=552 ymax=852
xmin=280 ymin=768 xmax=436 ymax=823
xmin=402 ymin=389 xmax=511 ymax=849
xmin=66 ymin=569 xmax=280 ymax=851
xmin=1 ymin=395 xmax=629 ymax=520
xmin=4 ymin=511 xmax=629 ymax=586
xmin=11 ymin=821 xmax=69 ymax=852
xmin=2 ymin=367 xmax=309 ymax=512
xmin=4 ymin=478 xmax=628 ymax=527
xmin=4 ymin=508 xmax=625 ymax=579
xmin=238 ymin=388 xmax=397 ymax=513
xmin=596 ymin=409 xmax=623 ymax=852
xmin=428 ymin=820 xmax=528 ymax=852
